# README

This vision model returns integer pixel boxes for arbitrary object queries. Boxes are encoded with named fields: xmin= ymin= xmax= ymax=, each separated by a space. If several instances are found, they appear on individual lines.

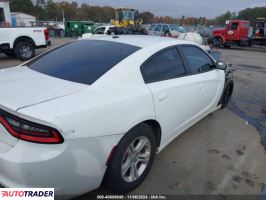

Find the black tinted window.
xmin=181 ymin=46 xmax=214 ymax=74
xmin=231 ymin=22 xmax=238 ymax=30
xmin=141 ymin=60 xmax=158 ymax=83
xmin=26 ymin=40 xmax=140 ymax=85
xmin=141 ymin=48 xmax=186 ymax=83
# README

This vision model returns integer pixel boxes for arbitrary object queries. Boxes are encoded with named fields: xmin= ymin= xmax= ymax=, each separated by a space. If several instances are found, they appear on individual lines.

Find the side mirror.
xmin=216 ymin=61 xmax=227 ymax=70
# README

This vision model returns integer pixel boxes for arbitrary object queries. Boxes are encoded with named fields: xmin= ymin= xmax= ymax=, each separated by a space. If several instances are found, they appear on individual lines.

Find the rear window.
xmin=26 ymin=40 xmax=140 ymax=85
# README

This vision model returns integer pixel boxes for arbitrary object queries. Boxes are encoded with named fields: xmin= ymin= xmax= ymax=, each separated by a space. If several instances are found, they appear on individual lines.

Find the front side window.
xmin=149 ymin=25 xmax=156 ymax=31
xmin=231 ymin=22 xmax=238 ymax=30
xmin=181 ymin=46 xmax=214 ymax=74
xmin=154 ymin=25 xmax=162 ymax=32
xmin=26 ymin=40 xmax=140 ymax=85
xmin=141 ymin=48 xmax=186 ymax=83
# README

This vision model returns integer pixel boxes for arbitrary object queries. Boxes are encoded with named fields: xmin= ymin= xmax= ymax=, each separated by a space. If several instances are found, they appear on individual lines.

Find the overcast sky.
xmin=54 ymin=0 xmax=266 ymax=18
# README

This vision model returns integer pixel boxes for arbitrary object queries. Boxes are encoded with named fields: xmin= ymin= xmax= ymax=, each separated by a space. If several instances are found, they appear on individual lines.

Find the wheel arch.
xmin=124 ymin=120 xmax=162 ymax=149
xmin=218 ymin=78 xmax=234 ymax=106
xmin=13 ymin=36 xmax=36 ymax=48
xmin=214 ymin=35 xmax=225 ymax=44
xmin=142 ymin=120 xmax=161 ymax=149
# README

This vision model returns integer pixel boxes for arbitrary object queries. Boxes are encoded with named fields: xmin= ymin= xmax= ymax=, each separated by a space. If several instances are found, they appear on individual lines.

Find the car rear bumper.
xmin=0 ymin=133 xmax=122 ymax=197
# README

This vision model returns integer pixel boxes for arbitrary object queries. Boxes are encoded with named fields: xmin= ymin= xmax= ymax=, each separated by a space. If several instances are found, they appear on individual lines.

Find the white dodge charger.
xmin=0 ymin=36 xmax=233 ymax=197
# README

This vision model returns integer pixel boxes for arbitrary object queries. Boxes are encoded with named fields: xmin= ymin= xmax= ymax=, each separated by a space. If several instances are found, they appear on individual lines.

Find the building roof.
xmin=11 ymin=12 xmax=36 ymax=18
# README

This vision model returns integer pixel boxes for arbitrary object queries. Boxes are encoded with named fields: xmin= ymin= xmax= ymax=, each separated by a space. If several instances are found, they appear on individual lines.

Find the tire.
xmin=213 ymin=37 xmax=223 ymax=47
xmin=104 ymin=123 xmax=156 ymax=194
xmin=220 ymin=80 xmax=234 ymax=109
xmin=4 ymin=50 xmax=15 ymax=58
xmin=14 ymin=42 xmax=35 ymax=61
xmin=164 ymin=31 xmax=171 ymax=37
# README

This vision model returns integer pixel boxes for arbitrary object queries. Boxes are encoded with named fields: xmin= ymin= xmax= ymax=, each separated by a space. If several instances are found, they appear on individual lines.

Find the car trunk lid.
xmin=0 ymin=66 xmax=88 ymax=111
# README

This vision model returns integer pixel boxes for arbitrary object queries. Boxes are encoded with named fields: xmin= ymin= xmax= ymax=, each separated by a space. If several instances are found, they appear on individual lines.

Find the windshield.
xmin=26 ymin=40 xmax=140 ymax=85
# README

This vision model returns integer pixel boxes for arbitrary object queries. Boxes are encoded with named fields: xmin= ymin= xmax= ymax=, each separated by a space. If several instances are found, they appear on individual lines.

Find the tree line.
xmin=9 ymin=0 xmax=266 ymax=25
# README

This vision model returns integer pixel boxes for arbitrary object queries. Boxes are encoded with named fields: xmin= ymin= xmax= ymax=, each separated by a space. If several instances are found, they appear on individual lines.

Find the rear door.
xmin=141 ymin=47 xmax=205 ymax=144
xmin=162 ymin=25 xmax=170 ymax=36
xmin=153 ymin=25 xmax=162 ymax=36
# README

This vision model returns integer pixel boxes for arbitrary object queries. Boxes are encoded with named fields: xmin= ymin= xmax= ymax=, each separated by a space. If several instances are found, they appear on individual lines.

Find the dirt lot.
xmin=0 ymin=38 xmax=266 ymax=199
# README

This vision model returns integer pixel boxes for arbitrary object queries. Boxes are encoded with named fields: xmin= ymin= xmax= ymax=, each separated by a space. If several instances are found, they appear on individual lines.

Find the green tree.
xmin=10 ymin=0 xmax=35 ymax=14
xmin=140 ymin=11 xmax=154 ymax=24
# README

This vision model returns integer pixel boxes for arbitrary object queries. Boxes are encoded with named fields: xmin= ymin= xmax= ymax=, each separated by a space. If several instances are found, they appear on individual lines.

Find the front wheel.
xmin=14 ymin=42 xmax=35 ymax=61
xmin=213 ymin=37 xmax=223 ymax=47
xmin=104 ymin=123 xmax=156 ymax=194
xmin=220 ymin=80 xmax=234 ymax=109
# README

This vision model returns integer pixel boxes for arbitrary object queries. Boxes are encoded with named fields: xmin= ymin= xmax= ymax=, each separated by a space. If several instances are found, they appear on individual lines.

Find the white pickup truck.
xmin=0 ymin=27 xmax=51 ymax=61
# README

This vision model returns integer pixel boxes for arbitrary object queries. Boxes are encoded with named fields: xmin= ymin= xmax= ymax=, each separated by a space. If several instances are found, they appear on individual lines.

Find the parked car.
xmin=0 ymin=27 xmax=51 ymax=60
xmin=0 ymin=35 xmax=233 ymax=197
xmin=82 ymin=25 xmax=116 ymax=38
xmin=148 ymin=24 xmax=186 ymax=37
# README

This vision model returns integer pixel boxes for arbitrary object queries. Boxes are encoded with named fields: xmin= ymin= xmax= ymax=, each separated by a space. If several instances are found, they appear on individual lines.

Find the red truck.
xmin=212 ymin=20 xmax=251 ymax=47
xmin=212 ymin=19 xmax=266 ymax=47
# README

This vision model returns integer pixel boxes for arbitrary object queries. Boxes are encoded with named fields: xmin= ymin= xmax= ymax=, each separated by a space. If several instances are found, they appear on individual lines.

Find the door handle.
xmin=198 ymin=85 xmax=204 ymax=90
xmin=158 ymin=94 xmax=168 ymax=102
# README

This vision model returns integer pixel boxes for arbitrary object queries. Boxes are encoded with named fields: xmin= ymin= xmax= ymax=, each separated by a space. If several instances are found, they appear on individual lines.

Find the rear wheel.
xmin=104 ymin=123 xmax=156 ymax=194
xmin=14 ymin=42 xmax=35 ymax=61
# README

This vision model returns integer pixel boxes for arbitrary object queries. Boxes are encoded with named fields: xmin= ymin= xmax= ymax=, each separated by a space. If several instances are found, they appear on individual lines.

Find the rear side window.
xmin=181 ymin=46 xmax=214 ymax=74
xmin=141 ymin=48 xmax=186 ymax=83
xmin=162 ymin=25 xmax=170 ymax=33
xmin=26 ymin=40 xmax=140 ymax=85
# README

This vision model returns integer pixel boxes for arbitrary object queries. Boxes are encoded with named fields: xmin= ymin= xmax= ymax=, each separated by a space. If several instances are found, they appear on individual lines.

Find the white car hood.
xmin=0 ymin=66 xmax=87 ymax=111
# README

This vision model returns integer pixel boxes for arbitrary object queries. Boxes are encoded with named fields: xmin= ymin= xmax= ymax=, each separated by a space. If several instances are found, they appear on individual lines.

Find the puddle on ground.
xmin=236 ymin=64 xmax=266 ymax=74
xmin=228 ymin=98 xmax=266 ymax=151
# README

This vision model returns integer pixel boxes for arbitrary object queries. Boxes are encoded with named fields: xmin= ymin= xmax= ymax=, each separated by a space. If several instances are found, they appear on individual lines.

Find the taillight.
xmin=0 ymin=110 xmax=63 ymax=144
xmin=44 ymin=29 xmax=49 ymax=41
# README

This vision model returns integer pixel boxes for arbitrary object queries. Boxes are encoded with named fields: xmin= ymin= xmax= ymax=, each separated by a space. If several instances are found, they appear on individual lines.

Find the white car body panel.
xmin=0 ymin=67 xmax=87 ymax=111
xmin=0 ymin=35 xmax=227 ymax=196
xmin=148 ymin=70 xmax=224 ymax=147
xmin=0 ymin=133 xmax=123 ymax=196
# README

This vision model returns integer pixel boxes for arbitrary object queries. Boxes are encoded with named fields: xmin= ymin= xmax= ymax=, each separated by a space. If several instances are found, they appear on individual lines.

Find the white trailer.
xmin=11 ymin=12 xmax=37 ymax=27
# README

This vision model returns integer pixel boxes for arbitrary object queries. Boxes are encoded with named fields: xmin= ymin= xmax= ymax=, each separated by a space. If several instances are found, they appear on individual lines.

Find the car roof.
xmin=82 ymin=35 xmax=194 ymax=48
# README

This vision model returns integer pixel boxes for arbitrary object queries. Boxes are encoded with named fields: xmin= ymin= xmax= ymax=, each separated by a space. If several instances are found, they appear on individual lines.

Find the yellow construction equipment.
xmin=111 ymin=8 xmax=145 ymax=34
